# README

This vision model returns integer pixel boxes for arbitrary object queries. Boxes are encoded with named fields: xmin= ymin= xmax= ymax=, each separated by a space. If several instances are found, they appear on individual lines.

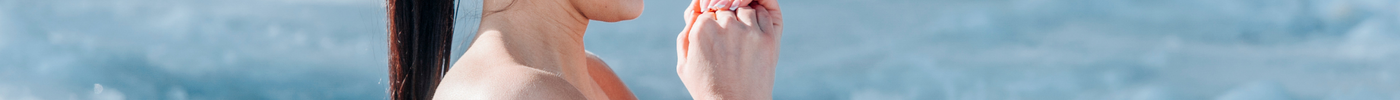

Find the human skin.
xmin=677 ymin=0 xmax=783 ymax=99
xmin=431 ymin=0 xmax=781 ymax=99
xmin=431 ymin=0 xmax=642 ymax=99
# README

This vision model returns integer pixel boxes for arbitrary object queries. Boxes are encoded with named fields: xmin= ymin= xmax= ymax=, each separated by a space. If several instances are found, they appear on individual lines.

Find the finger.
xmin=726 ymin=0 xmax=745 ymax=11
xmin=683 ymin=0 xmax=701 ymax=38
xmin=681 ymin=0 xmax=695 ymax=57
xmin=715 ymin=0 xmax=739 ymax=11
xmin=682 ymin=0 xmax=707 ymax=62
xmin=699 ymin=0 xmax=711 ymax=12
xmin=714 ymin=8 xmax=738 ymax=29
xmin=708 ymin=0 xmax=724 ymax=12
xmin=753 ymin=5 xmax=778 ymax=36
xmin=678 ymin=22 xmax=691 ymax=62
xmin=736 ymin=6 xmax=758 ymax=28
xmin=753 ymin=0 xmax=781 ymax=26
xmin=677 ymin=27 xmax=689 ymax=64
xmin=732 ymin=0 xmax=751 ymax=9
xmin=685 ymin=0 xmax=699 ymax=25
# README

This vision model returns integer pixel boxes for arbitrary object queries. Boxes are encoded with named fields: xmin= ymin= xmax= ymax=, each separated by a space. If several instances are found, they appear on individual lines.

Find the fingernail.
xmin=731 ymin=0 xmax=742 ymax=11
xmin=729 ymin=3 xmax=739 ymax=10
xmin=710 ymin=4 xmax=720 ymax=11
xmin=708 ymin=0 xmax=722 ymax=11
xmin=711 ymin=0 xmax=730 ymax=11
xmin=705 ymin=0 xmax=716 ymax=9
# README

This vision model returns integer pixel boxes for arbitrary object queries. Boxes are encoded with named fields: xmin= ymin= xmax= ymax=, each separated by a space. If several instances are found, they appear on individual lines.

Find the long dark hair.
xmin=387 ymin=0 xmax=456 ymax=99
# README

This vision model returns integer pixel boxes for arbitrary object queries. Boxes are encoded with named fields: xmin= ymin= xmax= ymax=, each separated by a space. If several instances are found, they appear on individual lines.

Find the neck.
xmin=467 ymin=11 xmax=589 ymax=74
xmin=459 ymin=3 xmax=609 ymax=99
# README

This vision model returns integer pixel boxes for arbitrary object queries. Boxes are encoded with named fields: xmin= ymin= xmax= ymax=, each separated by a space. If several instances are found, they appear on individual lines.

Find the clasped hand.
xmin=675 ymin=0 xmax=782 ymax=99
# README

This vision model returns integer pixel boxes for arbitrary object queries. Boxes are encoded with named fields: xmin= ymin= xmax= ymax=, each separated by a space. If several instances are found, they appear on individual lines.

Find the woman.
xmin=428 ymin=0 xmax=783 ymax=99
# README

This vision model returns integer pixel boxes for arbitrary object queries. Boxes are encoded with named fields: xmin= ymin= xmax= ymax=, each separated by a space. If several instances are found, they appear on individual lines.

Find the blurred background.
xmin=2 ymin=0 xmax=1399 ymax=100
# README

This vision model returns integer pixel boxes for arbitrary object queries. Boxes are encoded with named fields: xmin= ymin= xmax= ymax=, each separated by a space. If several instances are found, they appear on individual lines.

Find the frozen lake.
xmin=1 ymin=0 xmax=1398 ymax=99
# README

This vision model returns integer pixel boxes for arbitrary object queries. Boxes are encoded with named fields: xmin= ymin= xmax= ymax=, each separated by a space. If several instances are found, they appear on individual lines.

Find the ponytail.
xmin=387 ymin=0 xmax=456 ymax=99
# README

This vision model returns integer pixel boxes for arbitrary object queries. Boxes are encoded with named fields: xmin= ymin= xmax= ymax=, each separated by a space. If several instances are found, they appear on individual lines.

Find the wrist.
xmin=676 ymin=64 xmax=773 ymax=100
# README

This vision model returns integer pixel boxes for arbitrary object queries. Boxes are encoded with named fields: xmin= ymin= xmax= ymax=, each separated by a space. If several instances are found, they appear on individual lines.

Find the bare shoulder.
xmin=434 ymin=63 xmax=587 ymax=100
xmin=585 ymin=51 xmax=639 ymax=100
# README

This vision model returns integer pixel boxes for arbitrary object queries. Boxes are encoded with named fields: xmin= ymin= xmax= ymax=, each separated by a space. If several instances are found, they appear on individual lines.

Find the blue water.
xmin=2 ymin=0 xmax=1398 ymax=100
